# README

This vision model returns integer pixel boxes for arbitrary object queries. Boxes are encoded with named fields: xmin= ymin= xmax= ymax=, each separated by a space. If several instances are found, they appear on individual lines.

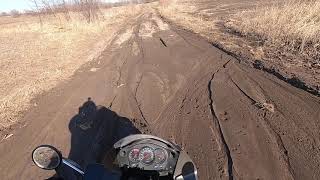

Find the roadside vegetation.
xmin=158 ymin=0 xmax=217 ymax=37
xmin=158 ymin=0 xmax=320 ymax=95
xmin=0 ymin=1 xmax=142 ymax=129
xmin=226 ymin=0 xmax=320 ymax=63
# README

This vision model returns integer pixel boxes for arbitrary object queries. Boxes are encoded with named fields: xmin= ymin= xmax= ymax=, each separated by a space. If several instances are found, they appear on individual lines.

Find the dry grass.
xmin=226 ymin=0 xmax=320 ymax=56
xmin=157 ymin=0 xmax=259 ymax=63
xmin=0 ymin=5 xmax=141 ymax=129
xmin=158 ymin=0 xmax=320 ymax=59
xmin=157 ymin=0 xmax=264 ymax=40
xmin=158 ymin=1 xmax=218 ymax=35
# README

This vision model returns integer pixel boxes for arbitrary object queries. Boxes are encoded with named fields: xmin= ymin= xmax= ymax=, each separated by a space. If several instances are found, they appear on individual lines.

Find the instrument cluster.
xmin=125 ymin=144 xmax=170 ymax=171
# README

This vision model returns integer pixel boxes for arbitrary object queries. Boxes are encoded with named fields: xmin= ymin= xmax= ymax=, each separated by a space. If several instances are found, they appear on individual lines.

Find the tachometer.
xmin=139 ymin=147 xmax=154 ymax=165
xmin=154 ymin=148 xmax=167 ymax=164
xmin=128 ymin=148 xmax=140 ymax=163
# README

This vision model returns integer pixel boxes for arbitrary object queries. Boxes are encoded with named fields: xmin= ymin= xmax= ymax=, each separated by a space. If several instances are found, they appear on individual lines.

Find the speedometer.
xmin=128 ymin=148 xmax=140 ymax=163
xmin=139 ymin=147 xmax=154 ymax=165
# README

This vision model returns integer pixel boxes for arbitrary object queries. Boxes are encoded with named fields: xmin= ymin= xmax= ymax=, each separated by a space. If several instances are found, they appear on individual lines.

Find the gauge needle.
xmin=144 ymin=153 xmax=151 ymax=160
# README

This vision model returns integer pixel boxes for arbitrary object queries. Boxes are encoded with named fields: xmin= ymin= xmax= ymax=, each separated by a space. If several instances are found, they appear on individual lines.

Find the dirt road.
xmin=0 ymin=7 xmax=319 ymax=180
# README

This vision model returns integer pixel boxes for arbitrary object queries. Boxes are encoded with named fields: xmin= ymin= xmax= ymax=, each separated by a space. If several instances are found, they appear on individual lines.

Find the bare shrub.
xmin=73 ymin=0 xmax=101 ymax=23
xmin=10 ymin=10 xmax=20 ymax=18
xmin=0 ymin=12 xmax=8 ymax=17
xmin=29 ymin=0 xmax=102 ymax=23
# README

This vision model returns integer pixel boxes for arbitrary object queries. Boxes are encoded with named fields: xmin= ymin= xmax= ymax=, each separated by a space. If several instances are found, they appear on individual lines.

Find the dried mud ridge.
xmin=202 ymin=59 xmax=234 ymax=179
xmin=212 ymin=36 xmax=320 ymax=97
xmin=214 ymin=23 xmax=320 ymax=97
xmin=211 ymin=33 xmax=320 ymax=97
xmin=252 ymin=59 xmax=320 ymax=97
xmin=0 ymin=8 xmax=319 ymax=180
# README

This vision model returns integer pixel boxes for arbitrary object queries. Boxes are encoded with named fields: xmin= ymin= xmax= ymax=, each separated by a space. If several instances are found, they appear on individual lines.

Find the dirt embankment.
xmin=157 ymin=0 xmax=320 ymax=96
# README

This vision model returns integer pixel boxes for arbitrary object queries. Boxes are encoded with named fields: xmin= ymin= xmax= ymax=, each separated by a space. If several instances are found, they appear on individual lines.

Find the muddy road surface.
xmin=0 ymin=7 xmax=319 ymax=180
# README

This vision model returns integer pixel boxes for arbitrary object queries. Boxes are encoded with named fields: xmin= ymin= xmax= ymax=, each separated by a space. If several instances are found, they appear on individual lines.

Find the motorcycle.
xmin=32 ymin=134 xmax=198 ymax=180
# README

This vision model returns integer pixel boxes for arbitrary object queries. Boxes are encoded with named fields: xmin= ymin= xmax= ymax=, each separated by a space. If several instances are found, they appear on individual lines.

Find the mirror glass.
xmin=32 ymin=145 xmax=61 ymax=170
xmin=181 ymin=162 xmax=197 ymax=180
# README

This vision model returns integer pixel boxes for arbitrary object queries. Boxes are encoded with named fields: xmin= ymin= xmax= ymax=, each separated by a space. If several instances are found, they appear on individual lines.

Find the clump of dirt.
xmin=115 ymin=27 xmax=134 ymax=46
xmin=139 ymin=21 xmax=158 ymax=38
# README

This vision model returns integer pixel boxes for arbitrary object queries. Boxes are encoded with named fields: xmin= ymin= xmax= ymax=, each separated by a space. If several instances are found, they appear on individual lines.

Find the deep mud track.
xmin=0 ymin=8 xmax=319 ymax=180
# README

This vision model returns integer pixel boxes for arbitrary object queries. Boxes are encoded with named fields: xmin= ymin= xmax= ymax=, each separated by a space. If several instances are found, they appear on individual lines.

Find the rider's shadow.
xmin=61 ymin=98 xmax=141 ymax=179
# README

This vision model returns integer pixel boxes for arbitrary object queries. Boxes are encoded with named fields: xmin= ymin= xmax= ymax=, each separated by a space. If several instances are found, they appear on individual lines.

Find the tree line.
xmin=0 ymin=0 xmax=156 ymax=22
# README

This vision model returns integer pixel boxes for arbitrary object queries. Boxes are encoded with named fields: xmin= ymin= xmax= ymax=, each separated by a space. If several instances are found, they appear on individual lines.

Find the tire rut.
xmin=133 ymin=73 xmax=149 ymax=126
xmin=208 ymin=72 xmax=234 ymax=180
xmin=229 ymin=72 xmax=295 ymax=179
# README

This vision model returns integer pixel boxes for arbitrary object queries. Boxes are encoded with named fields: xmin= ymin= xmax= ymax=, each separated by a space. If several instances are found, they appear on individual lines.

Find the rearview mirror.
xmin=174 ymin=151 xmax=198 ymax=180
xmin=32 ymin=145 xmax=62 ymax=170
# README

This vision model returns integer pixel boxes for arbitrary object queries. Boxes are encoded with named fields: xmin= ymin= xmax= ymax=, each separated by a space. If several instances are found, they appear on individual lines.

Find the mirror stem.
xmin=62 ymin=159 xmax=85 ymax=175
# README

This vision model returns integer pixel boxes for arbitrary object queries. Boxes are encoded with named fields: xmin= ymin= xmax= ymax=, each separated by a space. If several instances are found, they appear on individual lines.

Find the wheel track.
xmin=208 ymin=71 xmax=234 ymax=180
xmin=229 ymin=74 xmax=295 ymax=179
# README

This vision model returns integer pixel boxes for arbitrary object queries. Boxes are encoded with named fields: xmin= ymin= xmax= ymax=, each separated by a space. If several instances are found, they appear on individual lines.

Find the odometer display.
xmin=139 ymin=147 xmax=154 ymax=165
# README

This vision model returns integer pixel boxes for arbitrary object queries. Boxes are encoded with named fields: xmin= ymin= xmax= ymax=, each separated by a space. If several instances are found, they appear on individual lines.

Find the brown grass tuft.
xmin=226 ymin=0 xmax=320 ymax=56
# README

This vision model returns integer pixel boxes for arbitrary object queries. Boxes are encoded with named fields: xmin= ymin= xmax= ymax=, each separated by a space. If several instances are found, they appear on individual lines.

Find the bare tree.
xmin=40 ymin=0 xmax=56 ymax=15
xmin=37 ymin=0 xmax=71 ymax=21
xmin=61 ymin=0 xmax=71 ymax=21
xmin=74 ymin=0 xmax=101 ymax=23
xmin=30 ymin=0 xmax=43 ymax=26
